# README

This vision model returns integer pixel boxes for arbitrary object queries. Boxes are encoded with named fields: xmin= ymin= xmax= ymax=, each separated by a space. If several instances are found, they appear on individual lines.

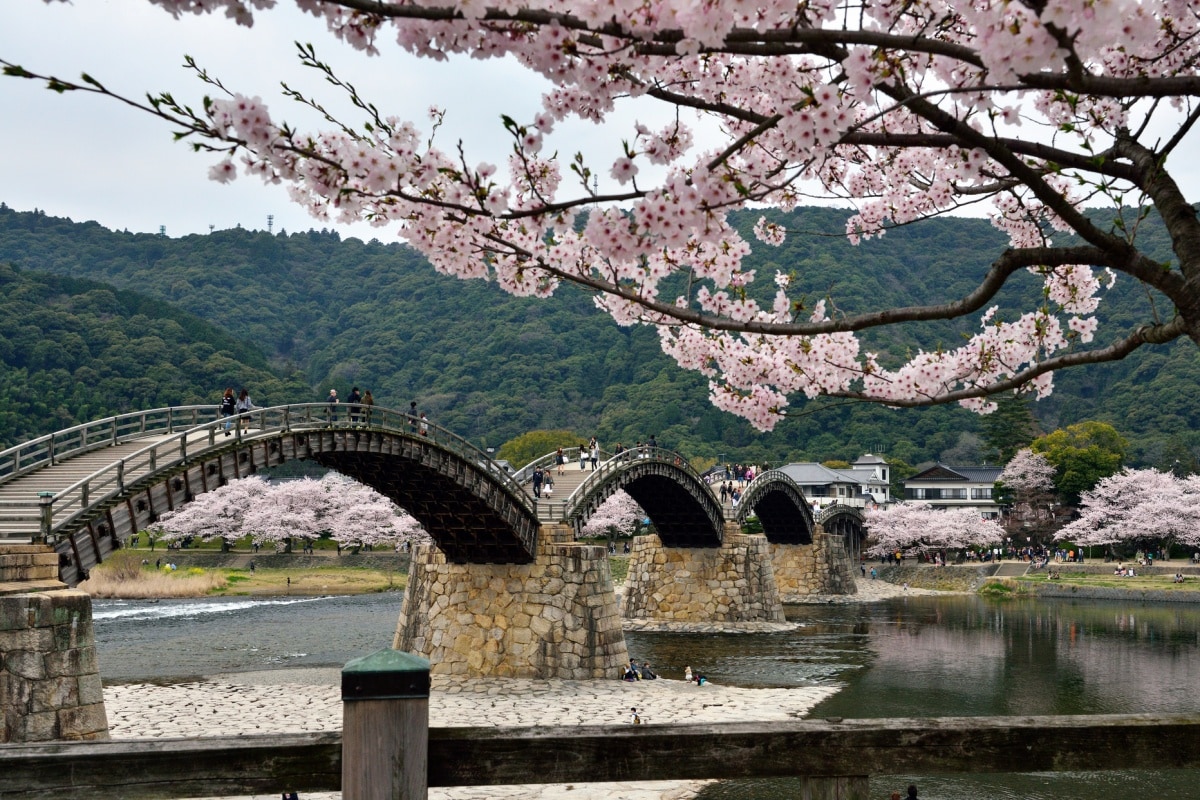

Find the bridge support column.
xmin=1 ymin=545 xmax=109 ymax=743
xmin=770 ymin=531 xmax=858 ymax=602
xmin=622 ymin=528 xmax=784 ymax=623
xmin=393 ymin=525 xmax=628 ymax=679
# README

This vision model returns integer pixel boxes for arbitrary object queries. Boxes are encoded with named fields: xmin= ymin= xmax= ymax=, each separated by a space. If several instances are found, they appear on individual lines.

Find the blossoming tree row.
xmin=150 ymin=473 xmax=429 ymax=551
xmin=10 ymin=0 xmax=1200 ymax=428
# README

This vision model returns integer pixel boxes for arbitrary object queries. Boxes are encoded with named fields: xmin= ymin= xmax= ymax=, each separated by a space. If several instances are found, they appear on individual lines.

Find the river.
xmin=92 ymin=592 xmax=1200 ymax=798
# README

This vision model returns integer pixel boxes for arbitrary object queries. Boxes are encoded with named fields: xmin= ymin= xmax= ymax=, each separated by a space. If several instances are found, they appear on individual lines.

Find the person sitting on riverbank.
xmin=1175 ymin=572 xmax=1186 ymax=583
xmin=622 ymin=663 xmax=640 ymax=681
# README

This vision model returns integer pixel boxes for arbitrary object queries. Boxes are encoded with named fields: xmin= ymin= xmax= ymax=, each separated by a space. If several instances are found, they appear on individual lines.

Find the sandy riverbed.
xmin=105 ymin=577 xmax=937 ymax=799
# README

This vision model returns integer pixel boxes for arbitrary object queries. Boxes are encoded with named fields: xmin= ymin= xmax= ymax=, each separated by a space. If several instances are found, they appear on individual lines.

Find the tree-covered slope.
xmin=0 ymin=203 xmax=1195 ymax=468
xmin=0 ymin=260 xmax=309 ymax=447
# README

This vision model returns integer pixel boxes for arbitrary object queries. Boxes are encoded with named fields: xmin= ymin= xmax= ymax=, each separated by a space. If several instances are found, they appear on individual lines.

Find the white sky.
xmin=1 ymin=0 xmax=659 ymax=240
xmin=4 ymin=2 xmax=1199 ymax=242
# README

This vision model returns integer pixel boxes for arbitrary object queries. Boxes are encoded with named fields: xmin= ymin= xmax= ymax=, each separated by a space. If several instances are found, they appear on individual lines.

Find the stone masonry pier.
xmin=621 ymin=529 xmax=785 ymax=623
xmin=394 ymin=525 xmax=628 ymax=679
xmin=1 ymin=544 xmax=109 ymax=743
xmin=770 ymin=531 xmax=857 ymax=602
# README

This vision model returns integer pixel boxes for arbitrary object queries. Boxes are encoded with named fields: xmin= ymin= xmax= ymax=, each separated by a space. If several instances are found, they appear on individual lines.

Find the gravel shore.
xmin=104 ymin=577 xmax=934 ymax=799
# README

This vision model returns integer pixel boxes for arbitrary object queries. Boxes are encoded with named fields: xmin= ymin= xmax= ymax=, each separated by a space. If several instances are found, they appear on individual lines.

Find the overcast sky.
xmin=5 ymin=2 xmax=1199 ymax=243
xmin=1 ymin=0 xmax=658 ymax=241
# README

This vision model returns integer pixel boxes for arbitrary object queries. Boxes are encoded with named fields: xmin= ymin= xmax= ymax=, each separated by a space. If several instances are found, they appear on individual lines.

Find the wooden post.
xmin=341 ymin=649 xmax=431 ymax=800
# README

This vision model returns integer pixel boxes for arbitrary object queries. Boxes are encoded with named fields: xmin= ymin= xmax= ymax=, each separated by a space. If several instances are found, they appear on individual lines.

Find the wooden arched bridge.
xmin=0 ymin=406 xmax=838 ymax=586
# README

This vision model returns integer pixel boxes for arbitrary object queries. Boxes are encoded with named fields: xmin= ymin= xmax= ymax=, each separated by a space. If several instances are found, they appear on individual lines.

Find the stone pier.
xmin=394 ymin=525 xmax=628 ymax=679
xmin=770 ymin=530 xmax=858 ymax=602
xmin=622 ymin=528 xmax=785 ymax=622
xmin=1 ymin=544 xmax=109 ymax=743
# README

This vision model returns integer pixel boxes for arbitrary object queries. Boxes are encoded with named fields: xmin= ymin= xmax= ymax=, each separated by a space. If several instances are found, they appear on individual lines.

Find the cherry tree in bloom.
xmin=865 ymin=503 xmax=1004 ymax=557
xmin=152 ymin=474 xmax=270 ymax=547
xmin=13 ymin=1 xmax=1200 ymax=428
xmin=1057 ymin=468 xmax=1200 ymax=554
xmin=152 ymin=473 xmax=428 ymax=551
xmin=997 ymin=447 xmax=1062 ymax=543
xmin=580 ymin=490 xmax=645 ymax=539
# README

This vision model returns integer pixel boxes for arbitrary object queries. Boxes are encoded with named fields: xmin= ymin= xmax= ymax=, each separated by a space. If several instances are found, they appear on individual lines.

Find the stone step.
xmin=0 ymin=578 xmax=68 ymax=596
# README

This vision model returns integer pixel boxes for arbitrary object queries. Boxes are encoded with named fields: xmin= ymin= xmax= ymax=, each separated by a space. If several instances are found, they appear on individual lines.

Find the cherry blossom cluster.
xmin=1057 ymin=468 xmax=1200 ymax=551
xmin=865 ymin=502 xmax=1005 ymax=557
xmin=35 ymin=0 xmax=1200 ymax=429
xmin=998 ymin=448 xmax=1057 ymax=495
xmin=579 ymin=490 xmax=645 ymax=538
xmin=151 ymin=473 xmax=428 ymax=551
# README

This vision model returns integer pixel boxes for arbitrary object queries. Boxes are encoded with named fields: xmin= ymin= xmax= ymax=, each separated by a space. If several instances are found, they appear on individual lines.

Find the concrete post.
xmin=341 ymin=649 xmax=430 ymax=800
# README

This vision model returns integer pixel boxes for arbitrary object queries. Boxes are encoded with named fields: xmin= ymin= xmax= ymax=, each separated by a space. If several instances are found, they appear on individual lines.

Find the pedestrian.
xmin=906 ymin=785 xmax=919 ymax=799
xmin=408 ymin=401 xmax=419 ymax=432
xmin=589 ymin=436 xmax=599 ymax=471
xmin=361 ymin=389 xmax=374 ymax=425
xmin=556 ymin=446 xmax=565 ymax=475
xmin=684 ymin=665 xmax=693 ymax=682
xmin=219 ymin=387 xmax=236 ymax=436
xmin=630 ymin=706 xmax=642 ymax=724
xmin=235 ymin=388 xmax=253 ymax=430
xmin=347 ymin=386 xmax=362 ymax=425
xmin=419 ymin=412 xmax=429 ymax=436
xmin=532 ymin=467 xmax=544 ymax=499
xmin=579 ymin=442 xmax=589 ymax=470
xmin=249 ymin=560 xmax=255 ymax=574
xmin=326 ymin=389 xmax=339 ymax=423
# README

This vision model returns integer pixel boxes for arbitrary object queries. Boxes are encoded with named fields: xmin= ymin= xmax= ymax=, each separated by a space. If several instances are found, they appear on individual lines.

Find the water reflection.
xmin=644 ymin=596 xmax=1200 ymax=800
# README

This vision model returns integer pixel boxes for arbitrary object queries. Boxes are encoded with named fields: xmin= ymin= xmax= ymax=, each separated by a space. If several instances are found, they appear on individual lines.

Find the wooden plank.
xmin=425 ymin=714 xmax=1200 ymax=786
xmin=7 ymin=711 xmax=1200 ymax=798
xmin=0 ymin=733 xmax=341 ymax=800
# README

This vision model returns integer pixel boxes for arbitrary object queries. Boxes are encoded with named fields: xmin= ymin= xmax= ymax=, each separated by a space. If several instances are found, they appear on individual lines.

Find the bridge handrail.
xmin=563 ymin=445 xmax=710 ymax=515
xmin=512 ymin=446 xmax=613 ymax=485
xmin=27 ymin=403 xmax=533 ymax=542
xmin=0 ymin=406 xmax=216 ymax=486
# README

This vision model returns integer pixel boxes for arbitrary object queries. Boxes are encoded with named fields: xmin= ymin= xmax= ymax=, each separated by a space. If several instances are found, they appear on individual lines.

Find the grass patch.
xmin=978 ymin=580 xmax=1015 ymax=596
xmin=78 ymin=553 xmax=407 ymax=598
xmin=1016 ymin=572 xmax=1200 ymax=592
xmin=208 ymin=566 xmax=406 ymax=597
xmin=79 ymin=552 xmax=228 ymax=598
xmin=609 ymin=556 xmax=629 ymax=585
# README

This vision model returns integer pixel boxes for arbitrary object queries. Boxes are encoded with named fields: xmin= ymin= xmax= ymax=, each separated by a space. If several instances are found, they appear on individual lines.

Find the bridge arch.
xmin=565 ymin=449 xmax=724 ymax=548
xmin=0 ymin=404 xmax=539 ymax=585
xmin=735 ymin=470 xmax=815 ymax=545
xmin=816 ymin=504 xmax=867 ymax=560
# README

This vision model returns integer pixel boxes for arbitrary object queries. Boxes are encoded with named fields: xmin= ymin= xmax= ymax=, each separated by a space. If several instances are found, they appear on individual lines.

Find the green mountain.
xmin=0 ymin=203 xmax=1195 ymax=469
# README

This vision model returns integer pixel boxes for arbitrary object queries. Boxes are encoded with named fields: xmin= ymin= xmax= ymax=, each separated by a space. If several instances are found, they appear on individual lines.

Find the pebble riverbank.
xmin=103 ymin=578 xmax=931 ymax=800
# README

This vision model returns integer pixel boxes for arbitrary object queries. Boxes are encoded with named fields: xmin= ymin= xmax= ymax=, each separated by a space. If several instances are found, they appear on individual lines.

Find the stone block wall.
xmin=1 ymin=587 xmax=109 ymax=743
xmin=622 ymin=530 xmax=785 ymax=622
xmin=394 ymin=525 xmax=628 ymax=679
xmin=771 ymin=532 xmax=858 ymax=601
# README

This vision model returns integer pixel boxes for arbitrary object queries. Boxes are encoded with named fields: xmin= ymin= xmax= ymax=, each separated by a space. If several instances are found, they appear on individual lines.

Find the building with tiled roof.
xmin=777 ymin=454 xmax=891 ymax=511
xmin=902 ymin=463 xmax=1005 ymax=518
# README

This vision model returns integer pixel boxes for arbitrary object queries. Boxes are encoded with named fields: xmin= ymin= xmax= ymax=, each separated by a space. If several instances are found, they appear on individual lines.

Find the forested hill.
xmin=0 ymin=202 xmax=1196 ymax=469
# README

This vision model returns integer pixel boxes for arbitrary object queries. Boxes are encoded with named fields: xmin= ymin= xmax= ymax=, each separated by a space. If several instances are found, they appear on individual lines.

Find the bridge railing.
xmin=558 ymin=446 xmax=711 ymax=522
xmin=0 ymin=406 xmax=216 ymax=485
xmin=22 ymin=403 xmax=532 ymax=543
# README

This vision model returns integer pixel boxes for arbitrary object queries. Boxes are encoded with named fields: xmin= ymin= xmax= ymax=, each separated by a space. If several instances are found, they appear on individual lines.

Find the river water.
xmin=92 ymin=593 xmax=1200 ymax=798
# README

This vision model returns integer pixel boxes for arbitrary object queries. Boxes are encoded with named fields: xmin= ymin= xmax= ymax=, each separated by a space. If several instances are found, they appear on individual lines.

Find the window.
xmin=944 ymin=488 xmax=967 ymax=500
xmin=972 ymin=487 xmax=993 ymax=500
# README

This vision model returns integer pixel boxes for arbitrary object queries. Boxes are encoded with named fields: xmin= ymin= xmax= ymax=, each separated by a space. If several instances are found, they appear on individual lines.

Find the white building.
xmin=902 ymin=463 xmax=1004 ymax=519
xmin=777 ymin=453 xmax=891 ymax=511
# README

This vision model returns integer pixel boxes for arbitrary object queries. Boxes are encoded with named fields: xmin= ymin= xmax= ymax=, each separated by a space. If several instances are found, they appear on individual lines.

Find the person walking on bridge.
xmin=235 ymin=388 xmax=253 ymax=431
xmin=326 ymin=389 xmax=339 ymax=423
xmin=219 ymin=388 xmax=236 ymax=436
